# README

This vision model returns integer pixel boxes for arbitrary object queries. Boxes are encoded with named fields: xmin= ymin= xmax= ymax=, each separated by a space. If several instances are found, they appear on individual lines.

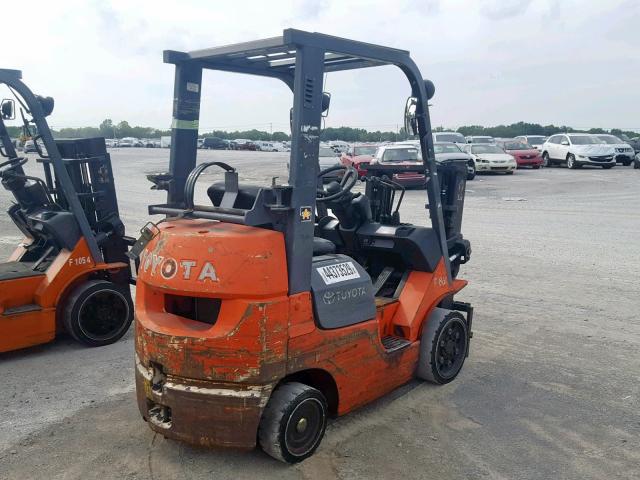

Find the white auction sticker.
xmin=317 ymin=262 xmax=360 ymax=285
xmin=186 ymin=82 xmax=200 ymax=93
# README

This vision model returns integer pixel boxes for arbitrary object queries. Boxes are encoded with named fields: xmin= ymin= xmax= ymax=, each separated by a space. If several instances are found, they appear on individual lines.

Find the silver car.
xmin=594 ymin=134 xmax=635 ymax=166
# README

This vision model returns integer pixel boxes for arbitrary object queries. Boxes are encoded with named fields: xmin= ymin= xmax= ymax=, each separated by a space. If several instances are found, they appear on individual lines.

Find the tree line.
xmin=4 ymin=119 xmax=637 ymax=142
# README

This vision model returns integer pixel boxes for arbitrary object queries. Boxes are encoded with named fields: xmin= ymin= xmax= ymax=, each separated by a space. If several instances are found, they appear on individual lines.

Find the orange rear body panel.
xmin=0 ymin=238 xmax=129 ymax=353
xmin=135 ymin=220 xmax=468 ymax=448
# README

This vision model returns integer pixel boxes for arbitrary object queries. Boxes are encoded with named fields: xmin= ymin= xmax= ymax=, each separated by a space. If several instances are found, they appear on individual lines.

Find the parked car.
xmin=142 ymin=139 xmax=159 ymax=148
xmin=628 ymin=137 xmax=640 ymax=153
xmin=203 ymin=137 xmax=229 ymax=150
xmin=234 ymin=139 xmax=257 ymax=151
xmin=593 ymin=134 xmax=635 ymax=166
xmin=118 ymin=137 xmax=142 ymax=148
xmin=318 ymin=146 xmax=343 ymax=182
xmin=105 ymin=139 xmax=118 ymax=148
xmin=433 ymin=131 xmax=466 ymax=145
xmin=514 ymin=135 xmax=547 ymax=151
xmin=462 ymin=144 xmax=517 ymax=174
xmin=433 ymin=142 xmax=476 ymax=180
xmin=370 ymin=144 xmax=425 ymax=187
xmin=22 ymin=139 xmax=37 ymax=153
xmin=541 ymin=133 xmax=615 ymax=169
xmin=496 ymin=139 xmax=543 ymax=169
xmin=465 ymin=135 xmax=495 ymax=144
xmin=340 ymin=144 xmax=378 ymax=178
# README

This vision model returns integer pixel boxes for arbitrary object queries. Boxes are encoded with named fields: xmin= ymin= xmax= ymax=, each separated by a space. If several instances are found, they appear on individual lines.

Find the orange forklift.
xmin=134 ymin=30 xmax=473 ymax=463
xmin=0 ymin=69 xmax=133 ymax=353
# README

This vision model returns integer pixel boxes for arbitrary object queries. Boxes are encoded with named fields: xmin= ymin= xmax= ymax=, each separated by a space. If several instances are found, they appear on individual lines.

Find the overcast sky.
xmin=2 ymin=0 xmax=638 ymax=133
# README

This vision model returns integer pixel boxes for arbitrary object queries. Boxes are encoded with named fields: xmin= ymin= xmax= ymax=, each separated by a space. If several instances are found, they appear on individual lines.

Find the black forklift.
xmin=0 ymin=69 xmax=133 ymax=353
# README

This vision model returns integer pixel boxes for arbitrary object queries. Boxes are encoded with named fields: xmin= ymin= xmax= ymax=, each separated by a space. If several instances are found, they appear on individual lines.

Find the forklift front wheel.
xmin=258 ymin=382 xmax=328 ymax=464
xmin=63 ymin=280 xmax=134 ymax=347
xmin=417 ymin=310 xmax=469 ymax=384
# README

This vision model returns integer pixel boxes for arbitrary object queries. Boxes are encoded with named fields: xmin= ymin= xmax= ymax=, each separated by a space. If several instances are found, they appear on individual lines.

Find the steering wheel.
xmin=0 ymin=156 xmax=28 ymax=177
xmin=316 ymin=165 xmax=358 ymax=202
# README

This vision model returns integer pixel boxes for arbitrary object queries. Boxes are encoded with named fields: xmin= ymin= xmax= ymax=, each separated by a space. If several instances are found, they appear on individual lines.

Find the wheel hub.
xmin=296 ymin=417 xmax=308 ymax=433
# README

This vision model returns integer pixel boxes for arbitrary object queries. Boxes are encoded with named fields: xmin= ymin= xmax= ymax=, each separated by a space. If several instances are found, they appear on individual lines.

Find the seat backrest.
xmin=206 ymin=182 xmax=260 ymax=209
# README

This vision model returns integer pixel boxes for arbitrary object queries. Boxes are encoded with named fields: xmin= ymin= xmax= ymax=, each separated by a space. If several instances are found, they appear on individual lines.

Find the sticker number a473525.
xmin=317 ymin=261 xmax=360 ymax=285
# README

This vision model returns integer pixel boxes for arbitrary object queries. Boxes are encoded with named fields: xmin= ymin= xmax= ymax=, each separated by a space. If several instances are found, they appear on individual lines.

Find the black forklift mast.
xmin=0 ymin=69 xmax=129 ymax=265
xmin=155 ymin=29 xmax=452 ymax=292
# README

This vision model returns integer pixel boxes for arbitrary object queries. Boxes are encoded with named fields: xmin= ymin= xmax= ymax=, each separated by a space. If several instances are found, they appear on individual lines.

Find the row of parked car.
xmin=105 ymin=138 xmax=161 ymax=148
xmin=330 ymin=131 xmax=640 ymax=188
xmin=198 ymin=137 xmax=291 ymax=152
xmin=439 ymin=131 xmax=639 ymax=169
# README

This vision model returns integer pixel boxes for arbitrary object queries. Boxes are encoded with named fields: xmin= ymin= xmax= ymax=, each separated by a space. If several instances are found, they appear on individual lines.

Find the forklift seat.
xmin=313 ymin=237 xmax=336 ymax=256
xmin=207 ymin=182 xmax=260 ymax=210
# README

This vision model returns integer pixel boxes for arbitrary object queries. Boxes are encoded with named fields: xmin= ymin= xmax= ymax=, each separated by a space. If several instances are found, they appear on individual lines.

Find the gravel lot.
xmin=0 ymin=149 xmax=638 ymax=480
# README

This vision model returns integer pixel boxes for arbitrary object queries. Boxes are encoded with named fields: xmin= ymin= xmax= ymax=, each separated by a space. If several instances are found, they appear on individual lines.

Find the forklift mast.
xmin=0 ymin=69 xmax=127 ymax=265
xmin=151 ymin=29 xmax=451 ymax=293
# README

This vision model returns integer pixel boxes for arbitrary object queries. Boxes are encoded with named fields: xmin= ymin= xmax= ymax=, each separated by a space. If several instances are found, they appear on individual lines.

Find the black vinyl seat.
xmin=313 ymin=237 xmax=336 ymax=256
xmin=207 ymin=182 xmax=260 ymax=209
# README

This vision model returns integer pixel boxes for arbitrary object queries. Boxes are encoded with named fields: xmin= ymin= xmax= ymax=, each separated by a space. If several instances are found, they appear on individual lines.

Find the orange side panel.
xmin=0 ymin=276 xmax=44 ymax=310
xmin=35 ymin=238 xmax=128 ymax=307
xmin=392 ymin=260 xmax=467 ymax=341
xmin=0 ymin=308 xmax=55 ymax=353
xmin=287 ymin=317 xmax=420 ymax=415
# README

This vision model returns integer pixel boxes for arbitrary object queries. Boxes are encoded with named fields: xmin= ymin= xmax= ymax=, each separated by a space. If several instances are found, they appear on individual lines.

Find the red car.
xmin=341 ymin=144 xmax=378 ymax=177
xmin=496 ymin=139 xmax=543 ymax=168
xmin=370 ymin=144 xmax=426 ymax=188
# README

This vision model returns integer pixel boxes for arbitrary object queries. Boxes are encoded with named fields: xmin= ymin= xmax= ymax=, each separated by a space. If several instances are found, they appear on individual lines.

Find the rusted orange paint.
xmin=135 ymin=220 xmax=469 ymax=449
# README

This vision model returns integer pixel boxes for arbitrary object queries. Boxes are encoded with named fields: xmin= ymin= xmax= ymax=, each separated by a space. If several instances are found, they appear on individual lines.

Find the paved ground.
xmin=0 ymin=149 xmax=638 ymax=479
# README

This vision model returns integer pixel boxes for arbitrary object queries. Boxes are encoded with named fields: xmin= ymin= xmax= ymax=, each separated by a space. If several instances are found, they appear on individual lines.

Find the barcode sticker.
xmin=317 ymin=262 xmax=360 ymax=285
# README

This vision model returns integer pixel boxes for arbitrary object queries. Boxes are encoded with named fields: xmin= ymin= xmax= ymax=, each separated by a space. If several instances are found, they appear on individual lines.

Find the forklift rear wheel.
xmin=258 ymin=382 xmax=328 ymax=463
xmin=417 ymin=311 xmax=468 ymax=384
xmin=63 ymin=280 xmax=133 ymax=347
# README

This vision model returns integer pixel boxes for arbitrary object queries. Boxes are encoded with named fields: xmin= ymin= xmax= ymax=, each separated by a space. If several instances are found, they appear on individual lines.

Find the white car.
xmin=465 ymin=135 xmax=495 ymax=144
xmin=515 ymin=135 xmax=547 ymax=151
xmin=593 ymin=134 xmax=635 ymax=166
xmin=541 ymin=133 xmax=615 ymax=169
xmin=433 ymin=131 xmax=466 ymax=145
xmin=462 ymin=144 xmax=517 ymax=174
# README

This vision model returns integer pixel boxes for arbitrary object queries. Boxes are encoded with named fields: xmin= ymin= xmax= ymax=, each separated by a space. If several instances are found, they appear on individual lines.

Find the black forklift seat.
xmin=313 ymin=237 xmax=336 ymax=256
xmin=207 ymin=182 xmax=260 ymax=209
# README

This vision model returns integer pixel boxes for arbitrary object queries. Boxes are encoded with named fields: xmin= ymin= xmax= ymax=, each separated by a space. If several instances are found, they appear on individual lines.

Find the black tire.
xmin=622 ymin=160 xmax=631 ymax=166
xmin=634 ymin=160 xmax=640 ymax=169
xmin=417 ymin=310 xmax=469 ymax=384
xmin=505 ymin=171 xmax=514 ymax=175
xmin=532 ymin=165 xmax=541 ymax=170
xmin=542 ymin=152 xmax=550 ymax=167
xmin=62 ymin=280 xmax=133 ymax=347
xmin=602 ymin=164 xmax=614 ymax=169
xmin=467 ymin=162 xmax=476 ymax=181
xmin=567 ymin=154 xmax=577 ymax=169
xmin=258 ymin=382 xmax=327 ymax=463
